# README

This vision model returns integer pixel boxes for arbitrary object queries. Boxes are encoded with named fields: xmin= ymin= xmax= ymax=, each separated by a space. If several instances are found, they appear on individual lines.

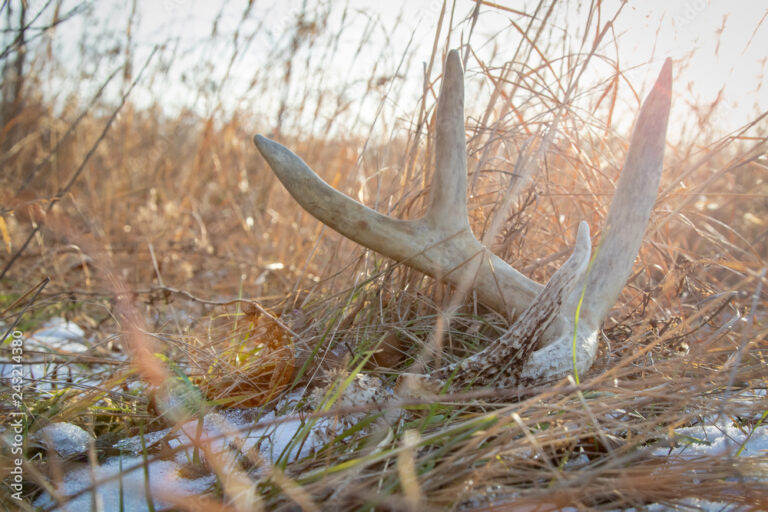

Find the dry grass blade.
xmin=1 ymin=1 xmax=766 ymax=511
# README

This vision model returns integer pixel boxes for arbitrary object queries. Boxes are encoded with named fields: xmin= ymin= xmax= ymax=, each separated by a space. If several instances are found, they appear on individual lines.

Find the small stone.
xmin=37 ymin=422 xmax=93 ymax=458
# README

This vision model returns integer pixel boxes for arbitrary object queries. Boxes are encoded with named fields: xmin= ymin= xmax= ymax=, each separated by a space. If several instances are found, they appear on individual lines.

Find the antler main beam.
xmin=254 ymin=50 xmax=672 ymax=387
xmin=254 ymin=51 xmax=541 ymax=318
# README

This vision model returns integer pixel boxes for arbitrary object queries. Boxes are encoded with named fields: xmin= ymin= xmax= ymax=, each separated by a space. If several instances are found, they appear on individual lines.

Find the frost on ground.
xmin=6 ymin=317 xmax=88 ymax=354
xmin=33 ymin=454 xmax=217 ymax=511
xmin=10 ymin=319 xmax=767 ymax=511
xmin=32 ymin=400 xmax=768 ymax=511
xmin=33 ymin=395 xmax=334 ymax=510
xmin=619 ymin=419 xmax=768 ymax=512
xmin=25 ymin=317 xmax=88 ymax=352
xmin=112 ymin=401 xmax=324 ymax=463
xmin=654 ymin=421 xmax=768 ymax=459
xmin=0 ymin=317 xmax=93 ymax=387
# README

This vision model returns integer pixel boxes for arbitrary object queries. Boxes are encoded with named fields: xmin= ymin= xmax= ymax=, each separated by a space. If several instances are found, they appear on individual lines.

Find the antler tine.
xmin=427 ymin=49 xmax=470 ymax=232
xmin=580 ymin=58 xmax=672 ymax=326
xmin=255 ymin=50 xmax=672 ymax=390
xmin=252 ymin=134 xmax=419 ymax=260
xmin=505 ymin=59 xmax=673 ymax=387
xmin=436 ymin=221 xmax=592 ymax=387
xmin=254 ymin=49 xmax=543 ymax=317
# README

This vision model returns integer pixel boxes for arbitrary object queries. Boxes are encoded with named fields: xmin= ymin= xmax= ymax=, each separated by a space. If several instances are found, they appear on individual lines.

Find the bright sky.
xmin=613 ymin=0 xmax=767 ymax=134
xmin=23 ymin=0 xmax=768 ymax=139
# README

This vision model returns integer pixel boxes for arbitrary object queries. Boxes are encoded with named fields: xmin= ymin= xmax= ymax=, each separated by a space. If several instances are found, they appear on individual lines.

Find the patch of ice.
xmin=28 ymin=317 xmax=88 ymax=353
xmin=49 ymin=396 xmax=371 ymax=512
xmin=114 ymin=428 xmax=175 ymax=454
xmin=0 ymin=318 xmax=102 ymax=390
xmin=33 ymin=454 xmax=216 ymax=511
xmin=562 ymin=452 xmax=590 ymax=469
xmin=124 ymin=380 xmax=148 ymax=392
xmin=113 ymin=402 xmax=325 ymax=464
xmin=248 ymin=412 xmax=331 ymax=462
xmin=36 ymin=422 xmax=94 ymax=458
xmin=624 ymin=498 xmax=752 ymax=512
xmin=620 ymin=498 xmax=744 ymax=511
xmin=653 ymin=422 xmax=768 ymax=459
xmin=654 ymin=499 xmax=745 ymax=511
xmin=618 ymin=423 xmax=768 ymax=511
xmin=306 ymin=371 xmax=399 ymax=446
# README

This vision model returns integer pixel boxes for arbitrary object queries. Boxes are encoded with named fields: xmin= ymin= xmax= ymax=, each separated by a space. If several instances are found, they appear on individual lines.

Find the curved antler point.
xmin=576 ymin=220 xmax=590 ymax=242
xmin=660 ymin=58 xmax=673 ymax=85
xmin=253 ymin=134 xmax=271 ymax=154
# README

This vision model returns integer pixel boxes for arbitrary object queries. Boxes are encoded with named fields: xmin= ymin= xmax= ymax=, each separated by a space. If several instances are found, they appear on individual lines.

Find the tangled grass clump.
xmin=1 ymin=1 xmax=766 ymax=510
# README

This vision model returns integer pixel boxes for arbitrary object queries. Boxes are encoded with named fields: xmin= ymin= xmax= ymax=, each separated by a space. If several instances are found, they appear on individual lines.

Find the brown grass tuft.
xmin=1 ymin=1 xmax=766 ymax=510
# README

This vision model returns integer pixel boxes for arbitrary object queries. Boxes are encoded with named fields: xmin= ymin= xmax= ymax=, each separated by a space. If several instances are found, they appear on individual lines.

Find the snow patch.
xmin=1 ymin=317 xmax=92 ymax=388
xmin=28 ymin=317 xmax=88 ymax=353
xmin=653 ymin=422 xmax=768 ymax=459
xmin=33 ymin=454 xmax=216 ymax=511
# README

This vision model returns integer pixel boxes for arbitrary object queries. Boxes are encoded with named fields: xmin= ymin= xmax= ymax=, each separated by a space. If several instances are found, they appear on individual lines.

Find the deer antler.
xmin=254 ymin=50 xmax=672 ymax=387
xmin=254 ymin=52 xmax=540 ymax=317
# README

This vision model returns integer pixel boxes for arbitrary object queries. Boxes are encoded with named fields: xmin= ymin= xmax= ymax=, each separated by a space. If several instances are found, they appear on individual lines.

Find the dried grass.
xmin=1 ymin=1 xmax=766 ymax=511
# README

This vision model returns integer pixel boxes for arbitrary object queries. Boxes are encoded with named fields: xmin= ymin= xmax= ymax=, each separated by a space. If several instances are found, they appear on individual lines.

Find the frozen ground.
xmin=30 ymin=398 xmax=338 ymax=510
xmin=0 ymin=317 xmax=96 ymax=388
xmin=4 ymin=318 xmax=765 ymax=511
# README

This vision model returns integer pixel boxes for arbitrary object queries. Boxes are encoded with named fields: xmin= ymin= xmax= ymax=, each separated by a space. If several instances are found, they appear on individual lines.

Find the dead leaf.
xmin=0 ymin=216 xmax=10 ymax=253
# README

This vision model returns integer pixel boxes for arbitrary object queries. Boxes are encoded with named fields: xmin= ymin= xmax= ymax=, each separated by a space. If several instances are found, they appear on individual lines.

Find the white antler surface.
xmin=254 ymin=50 xmax=671 ymax=389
